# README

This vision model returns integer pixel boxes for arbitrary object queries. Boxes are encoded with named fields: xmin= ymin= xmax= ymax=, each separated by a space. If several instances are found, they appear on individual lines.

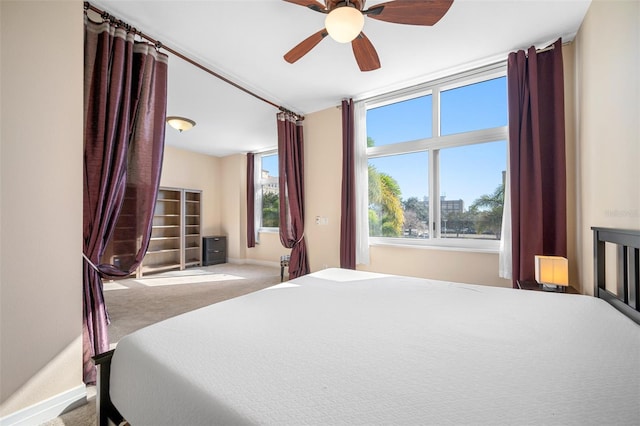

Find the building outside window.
xmin=363 ymin=64 xmax=508 ymax=250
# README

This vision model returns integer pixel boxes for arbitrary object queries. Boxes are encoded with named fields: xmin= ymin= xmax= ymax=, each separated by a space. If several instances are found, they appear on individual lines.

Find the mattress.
xmin=110 ymin=268 xmax=640 ymax=425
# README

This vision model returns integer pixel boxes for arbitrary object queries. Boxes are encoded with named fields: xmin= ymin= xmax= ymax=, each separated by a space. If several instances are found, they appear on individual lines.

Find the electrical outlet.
xmin=315 ymin=216 xmax=328 ymax=225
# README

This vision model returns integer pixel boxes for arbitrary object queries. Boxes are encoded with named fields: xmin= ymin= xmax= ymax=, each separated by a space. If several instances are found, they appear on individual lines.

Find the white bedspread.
xmin=110 ymin=268 xmax=640 ymax=425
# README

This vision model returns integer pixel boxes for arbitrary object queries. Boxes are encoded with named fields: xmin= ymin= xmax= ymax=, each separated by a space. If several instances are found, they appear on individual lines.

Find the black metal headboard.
xmin=592 ymin=227 xmax=640 ymax=325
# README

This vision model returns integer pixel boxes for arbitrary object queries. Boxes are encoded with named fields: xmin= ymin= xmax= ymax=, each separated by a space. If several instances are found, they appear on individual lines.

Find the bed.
xmin=95 ymin=227 xmax=640 ymax=425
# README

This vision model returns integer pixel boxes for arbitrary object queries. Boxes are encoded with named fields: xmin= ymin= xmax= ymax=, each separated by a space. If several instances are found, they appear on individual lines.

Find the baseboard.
xmin=0 ymin=385 xmax=87 ymax=426
xmin=228 ymin=258 xmax=281 ymax=269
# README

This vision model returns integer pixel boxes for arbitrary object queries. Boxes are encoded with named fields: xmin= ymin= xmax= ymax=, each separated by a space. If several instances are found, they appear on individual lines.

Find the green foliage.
xmin=469 ymin=183 xmax=504 ymax=239
xmin=367 ymin=136 xmax=404 ymax=237
xmin=379 ymin=174 xmax=403 ymax=236
xmin=368 ymin=165 xmax=382 ymax=207
xmin=262 ymin=192 xmax=279 ymax=228
xmin=443 ymin=211 xmax=473 ymax=237
xmin=368 ymin=164 xmax=403 ymax=237
xmin=368 ymin=209 xmax=381 ymax=236
xmin=403 ymin=197 xmax=429 ymax=221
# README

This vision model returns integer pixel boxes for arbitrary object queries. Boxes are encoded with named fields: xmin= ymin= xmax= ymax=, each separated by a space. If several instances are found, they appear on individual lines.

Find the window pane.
xmin=439 ymin=141 xmax=506 ymax=240
xmin=369 ymin=152 xmax=428 ymax=238
xmin=260 ymin=154 xmax=279 ymax=228
xmin=366 ymin=95 xmax=432 ymax=146
xmin=440 ymin=77 xmax=507 ymax=135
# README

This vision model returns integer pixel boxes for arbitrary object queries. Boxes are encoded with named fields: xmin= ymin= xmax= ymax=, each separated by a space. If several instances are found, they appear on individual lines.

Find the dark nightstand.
xmin=202 ymin=236 xmax=226 ymax=266
xmin=517 ymin=280 xmax=579 ymax=294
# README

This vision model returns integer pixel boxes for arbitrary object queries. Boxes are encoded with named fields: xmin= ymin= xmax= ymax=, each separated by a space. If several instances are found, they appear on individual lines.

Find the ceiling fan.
xmin=283 ymin=0 xmax=454 ymax=72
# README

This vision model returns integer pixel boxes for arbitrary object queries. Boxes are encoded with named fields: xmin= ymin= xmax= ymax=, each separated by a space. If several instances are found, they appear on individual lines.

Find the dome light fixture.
xmin=166 ymin=116 xmax=196 ymax=132
xmin=324 ymin=3 xmax=364 ymax=43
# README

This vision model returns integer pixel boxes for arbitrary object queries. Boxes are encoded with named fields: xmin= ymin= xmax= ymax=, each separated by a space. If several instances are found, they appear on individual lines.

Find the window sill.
xmin=258 ymin=228 xmax=279 ymax=234
xmin=369 ymin=237 xmax=500 ymax=254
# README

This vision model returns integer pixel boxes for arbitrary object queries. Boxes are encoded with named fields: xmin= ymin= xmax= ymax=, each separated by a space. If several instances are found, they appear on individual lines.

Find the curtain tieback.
xmin=82 ymin=252 xmax=101 ymax=273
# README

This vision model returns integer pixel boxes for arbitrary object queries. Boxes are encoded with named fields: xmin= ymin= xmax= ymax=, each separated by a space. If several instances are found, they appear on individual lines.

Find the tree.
xmin=469 ymin=183 xmax=504 ymax=239
xmin=262 ymin=192 xmax=279 ymax=227
xmin=367 ymin=137 xmax=404 ymax=237
xmin=379 ymin=173 xmax=403 ymax=236
xmin=444 ymin=211 xmax=473 ymax=237
xmin=368 ymin=166 xmax=404 ymax=237
xmin=402 ymin=197 xmax=429 ymax=237
xmin=403 ymin=197 xmax=428 ymax=221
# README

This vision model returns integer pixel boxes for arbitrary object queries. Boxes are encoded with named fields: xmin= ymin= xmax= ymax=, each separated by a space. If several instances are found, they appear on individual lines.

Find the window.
xmin=255 ymin=151 xmax=279 ymax=230
xmin=364 ymin=65 xmax=508 ymax=249
xmin=369 ymin=152 xmax=428 ymax=237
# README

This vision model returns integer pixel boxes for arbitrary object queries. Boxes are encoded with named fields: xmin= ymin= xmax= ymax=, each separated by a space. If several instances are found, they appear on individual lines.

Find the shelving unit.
xmin=101 ymin=187 xmax=202 ymax=278
xmin=140 ymin=188 xmax=181 ymax=276
xmin=183 ymin=191 xmax=202 ymax=268
xmin=138 ymin=187 xmax=202 ymax=277
xmin=101 ymin=186 xmax=140 ymax=274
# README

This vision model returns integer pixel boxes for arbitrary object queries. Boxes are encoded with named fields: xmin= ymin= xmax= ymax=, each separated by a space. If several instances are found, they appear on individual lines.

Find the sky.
xmin=262 ymin=154 xmax=278 ymax=178
xmin=367 ymin=76 xmax=507 ymax=209
xmin=262 ymin=76 xmax=507 ymax=211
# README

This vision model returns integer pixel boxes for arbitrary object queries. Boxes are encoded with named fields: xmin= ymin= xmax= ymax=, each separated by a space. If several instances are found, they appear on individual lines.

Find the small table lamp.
xmin=534 ymin=255 xmax=569 ymax=290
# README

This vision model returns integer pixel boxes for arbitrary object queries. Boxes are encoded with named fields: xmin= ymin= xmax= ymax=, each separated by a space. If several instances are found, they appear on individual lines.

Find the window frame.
xmin=254 ymin=149 xmax=280 ymax=234
xmin=363 ymin=63 xmax=508 ymax=252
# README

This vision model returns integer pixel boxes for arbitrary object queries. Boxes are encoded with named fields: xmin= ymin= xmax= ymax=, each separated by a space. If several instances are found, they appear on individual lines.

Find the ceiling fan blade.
xmin=352 ymin=32 xmax=380 ymax=72
xmin=284 ymin=29 xmax=329 ymax=64
xmin=365 ymin=0 xmax=454 ymax=26
xmin=282 ymin=0 xmax=327 ymax=13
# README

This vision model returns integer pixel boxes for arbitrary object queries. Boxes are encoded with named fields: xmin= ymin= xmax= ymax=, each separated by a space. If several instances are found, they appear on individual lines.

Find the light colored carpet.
xmin=105 ymin=263 xmax=282 ymax=343
xmin=41 ymin=263 xmax=282 ymax=426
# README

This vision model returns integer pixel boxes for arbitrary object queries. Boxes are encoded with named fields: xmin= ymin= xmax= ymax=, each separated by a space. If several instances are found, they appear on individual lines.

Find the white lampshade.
xmin=166 ymin=116 xmax=196 ymax=132
xmin=534 ymin=255 xmax=569 ymax=287
xmin=325 ymin=6 xmax=365 ymax=43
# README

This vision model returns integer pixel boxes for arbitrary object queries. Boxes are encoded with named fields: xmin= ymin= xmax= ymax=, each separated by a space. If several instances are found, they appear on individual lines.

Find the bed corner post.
xmin=93 ymin=349 xmax=124 ymax=426
xmin=593 ymin=227 xmax=605 ymax=298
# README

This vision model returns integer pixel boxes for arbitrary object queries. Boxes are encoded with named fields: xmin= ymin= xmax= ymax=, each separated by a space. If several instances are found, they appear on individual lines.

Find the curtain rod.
xmin=534 ymin=39 xmax=570 ymax=54
xmin=84 ymin=2 xmax=303 ymax=121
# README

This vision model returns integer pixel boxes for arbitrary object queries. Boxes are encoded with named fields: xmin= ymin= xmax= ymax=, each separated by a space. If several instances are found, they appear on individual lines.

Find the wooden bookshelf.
xmin=139 ymin=187 xmax=202 ymax=277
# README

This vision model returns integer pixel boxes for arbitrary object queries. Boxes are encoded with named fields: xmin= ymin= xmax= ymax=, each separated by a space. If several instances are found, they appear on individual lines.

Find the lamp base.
xmin=541 ymin=283 xmax=569 ymax=292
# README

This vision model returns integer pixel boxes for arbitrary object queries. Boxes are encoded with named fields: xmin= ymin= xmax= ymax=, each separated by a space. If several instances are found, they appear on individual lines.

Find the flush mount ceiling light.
xmin=166 ymin=116 xmax=196 ymax=132
xmin=324 ymin=3 xmax=364 ymax=43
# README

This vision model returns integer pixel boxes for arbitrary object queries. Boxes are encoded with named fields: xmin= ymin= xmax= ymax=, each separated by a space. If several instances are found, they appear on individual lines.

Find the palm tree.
xmin=367 ymin=137 xmax=404 ymax=237
xmin=379 ymin=173 xmax=404 ymax=236
xmin=469 ymin=183 xmax=504 ymax=239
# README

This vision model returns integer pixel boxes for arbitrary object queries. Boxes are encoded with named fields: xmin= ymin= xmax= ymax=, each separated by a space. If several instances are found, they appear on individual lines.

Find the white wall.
xmin=160 ymin=145 xmax=222 ymax=237
xmin=303 ymin=107 xmax=343 ymax=272
xmin=220 ymin=154 xmax=250 ymax=263
xmin=0 ymin=0 xmax=84 ymax=419
xmin=574 ymin=0 xmax=640 ymax=295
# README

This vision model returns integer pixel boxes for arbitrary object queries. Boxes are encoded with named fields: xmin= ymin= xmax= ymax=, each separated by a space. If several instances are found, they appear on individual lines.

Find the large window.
xmin=365 ymin=65 xmax=508 ymax=249
xmin=255 ymin=151 xmax=279 ymax=230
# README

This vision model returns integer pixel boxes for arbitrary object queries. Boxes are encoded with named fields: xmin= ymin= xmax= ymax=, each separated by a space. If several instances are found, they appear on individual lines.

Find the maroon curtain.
xmin=507 ymin=38 xmax=566 ymax=287
xmin=246 ymin=152 xmax=256 ymax=248
xmin=83 ymin=17 xmax=167 ymax=383
xmin=277 ymin=112 xmax=310 ymax=279
xmin=340 ymin=99 xmax=356 ymax=269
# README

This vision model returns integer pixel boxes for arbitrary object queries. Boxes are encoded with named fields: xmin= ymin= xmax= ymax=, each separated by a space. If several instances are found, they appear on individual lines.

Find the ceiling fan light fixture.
xmin=166 ymin=116 xmax=196 ymax=132
xmin=325 ymin=5 xmax=364 ymax=43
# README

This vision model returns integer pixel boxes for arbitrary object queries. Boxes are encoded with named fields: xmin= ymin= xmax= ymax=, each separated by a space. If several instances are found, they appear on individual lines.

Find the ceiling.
xmin=90 ymin=0 xmax=591 ymax=157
